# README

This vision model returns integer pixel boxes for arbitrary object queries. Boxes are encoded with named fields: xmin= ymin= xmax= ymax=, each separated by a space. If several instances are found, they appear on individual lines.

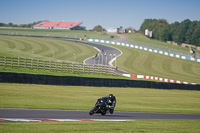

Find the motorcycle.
xmin=89 ymin=98 xmax=112 ymax=115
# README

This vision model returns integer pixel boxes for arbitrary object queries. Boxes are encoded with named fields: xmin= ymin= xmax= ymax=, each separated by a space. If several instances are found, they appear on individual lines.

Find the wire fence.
xmin=0 ymin=56 xmax=116 ymax=75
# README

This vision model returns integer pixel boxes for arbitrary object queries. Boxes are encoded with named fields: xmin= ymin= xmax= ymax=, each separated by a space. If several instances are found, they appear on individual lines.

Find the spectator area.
xmin=32 ymin=21 xmax=83 ymax=30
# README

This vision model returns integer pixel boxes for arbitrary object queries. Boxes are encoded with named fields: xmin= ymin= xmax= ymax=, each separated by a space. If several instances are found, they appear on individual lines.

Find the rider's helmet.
xmin=108 ymin=94 xmax=114 ymax=100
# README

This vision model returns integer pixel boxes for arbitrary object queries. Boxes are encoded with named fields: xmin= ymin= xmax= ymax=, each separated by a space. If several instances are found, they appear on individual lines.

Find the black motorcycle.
xmin=89 ymin=98 xmax=111 ymax=115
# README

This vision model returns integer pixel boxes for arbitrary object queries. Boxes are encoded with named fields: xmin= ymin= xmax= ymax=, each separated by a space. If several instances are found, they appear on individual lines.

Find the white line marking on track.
xmin=0 ymin=118 xmax=135 ymax=122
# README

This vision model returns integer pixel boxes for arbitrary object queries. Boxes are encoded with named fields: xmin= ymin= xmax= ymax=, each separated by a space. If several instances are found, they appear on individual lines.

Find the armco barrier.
xmin=0 ymin=72 xmax=199 ymax=90
xmin=87 ymin=39 xmax=200 ymax=62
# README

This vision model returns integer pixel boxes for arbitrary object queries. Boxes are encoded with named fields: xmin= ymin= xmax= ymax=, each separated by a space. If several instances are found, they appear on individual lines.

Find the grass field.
xmin=125 ymin=33 xmax=200 ymax=56
xmin=1 ymin=120 xmax=200 ymax=133
xmin=1 ymin=29 xmax=200 ymax=133
xmin=1 ymin=83 xmax=200 ymax=114
xmin=1 ymin=35 xmax=200 ymax=83
xmin=101 ymin=42 xmax=200 ymax=84
xmin=0 ymin=28 xmax=116 ymax=40
xmin=1 ymin=83 xmax=200 ymax=132
xmin=0 ymin=35 xmax=98 ymax=63
xmin=0 ymin=67 xmax=136 ymax=81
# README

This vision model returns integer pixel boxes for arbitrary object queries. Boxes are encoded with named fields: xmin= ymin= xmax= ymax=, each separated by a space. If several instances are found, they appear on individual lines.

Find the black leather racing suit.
xmin=98 ymin=95 xmax=116 ymax=114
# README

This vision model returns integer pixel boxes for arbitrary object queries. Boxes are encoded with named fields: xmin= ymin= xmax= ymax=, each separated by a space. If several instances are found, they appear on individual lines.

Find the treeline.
xmin=0 ymin=21 xmax=86 ymax=30
xmin=0 ymin=21 xmax=43 ymax=28
xmin=140 ymin=19 xmax=200 ymax=46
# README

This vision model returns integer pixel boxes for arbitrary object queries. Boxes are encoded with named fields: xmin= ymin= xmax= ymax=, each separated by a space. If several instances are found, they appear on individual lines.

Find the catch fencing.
xmin=0 ymin=56 xmax=116 ymax=75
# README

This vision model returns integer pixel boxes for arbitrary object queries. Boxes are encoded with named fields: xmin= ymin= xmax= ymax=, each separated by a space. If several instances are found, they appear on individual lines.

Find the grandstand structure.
xmin=32 ymin=21 xmax=83 ymax=30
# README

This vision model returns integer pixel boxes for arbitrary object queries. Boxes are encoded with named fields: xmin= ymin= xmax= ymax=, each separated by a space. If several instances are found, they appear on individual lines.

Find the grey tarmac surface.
xmin=1 ymin=108 xmax=200 ymax=120
xmin=59 ymin=38 xmax=127 ymax=73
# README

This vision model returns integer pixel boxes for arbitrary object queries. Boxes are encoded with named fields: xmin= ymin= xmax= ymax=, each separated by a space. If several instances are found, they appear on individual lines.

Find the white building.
xmin=145 ymin=29 xmax=152 ymax=38
xmin=107 ymin=28 xmax=118 ymax=33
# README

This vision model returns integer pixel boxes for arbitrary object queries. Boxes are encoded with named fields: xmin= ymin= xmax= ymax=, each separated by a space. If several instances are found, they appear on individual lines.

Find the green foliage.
xmin=71 ymin=26 xmax=86 ymax=30
xmin=0 ymin=21 xmax=45 ymax=28
xmin=191 ymin=26 xmax=200 ymax=46
xmin=140 ymin=19 xmax=200 ymax=46
xmin=92 ymin=25 xmax=103 ymax=32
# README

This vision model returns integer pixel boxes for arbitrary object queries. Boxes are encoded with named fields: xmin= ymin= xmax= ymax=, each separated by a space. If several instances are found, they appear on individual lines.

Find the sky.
xmin=0 ymin=0 xmax=200 ymax=30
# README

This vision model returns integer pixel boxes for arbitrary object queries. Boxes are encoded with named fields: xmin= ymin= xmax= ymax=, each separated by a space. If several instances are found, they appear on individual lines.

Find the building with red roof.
xmin=32 ymin=21 xmax=83 ymax=30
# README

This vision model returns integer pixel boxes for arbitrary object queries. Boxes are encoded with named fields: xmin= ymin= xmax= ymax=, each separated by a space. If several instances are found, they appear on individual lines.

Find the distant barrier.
xmin=0 ymin=72 xmax=199 ymax=90
xmin=0 ymin=56 xmax=116 ymax=75
xmin=87 ymin=39 xmax=200 ymax=62
xmin=117 ymin=73 xmax=197 ymax=85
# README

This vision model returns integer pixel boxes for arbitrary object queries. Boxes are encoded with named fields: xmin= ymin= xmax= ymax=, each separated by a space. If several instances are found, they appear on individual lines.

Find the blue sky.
xmin=0 ymin=0 xmax=200 ymax=30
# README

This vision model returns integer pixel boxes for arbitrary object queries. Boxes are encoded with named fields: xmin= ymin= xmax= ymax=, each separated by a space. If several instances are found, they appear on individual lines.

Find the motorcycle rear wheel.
xmin=101 ymin=110 xmax=106 ymax=115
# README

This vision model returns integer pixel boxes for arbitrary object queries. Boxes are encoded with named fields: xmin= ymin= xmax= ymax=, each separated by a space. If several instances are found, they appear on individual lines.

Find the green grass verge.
xmin=1 ymin=120 xmax=200 ymax=133
xmin=0 ymin=67 xmax=125 ymax=80
xmin=125 ymin=33 xmax=200 ymax=55
xmin=0 ymin=28 xmax=117 ymax=40
xmin=1 ymin=83 xmax=200 ymax=114
xmin=96 ymin=42 xmax=200 ymax=84
xmin=0 ymin=35 xmax=98 ymax=63
xmin=0 ymin=67 xmax=162 ymax=82
xmin=1 ymin=34 xmax=200 ymax=84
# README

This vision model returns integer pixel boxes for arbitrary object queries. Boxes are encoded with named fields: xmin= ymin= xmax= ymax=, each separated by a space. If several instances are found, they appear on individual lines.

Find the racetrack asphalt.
xmin=1 ymin=35 xmax=199 ymax=121
xmin=57 ymin=37 xmax=127 ymax=73
xmin=1 ymin=108 xmax=200 ymax=120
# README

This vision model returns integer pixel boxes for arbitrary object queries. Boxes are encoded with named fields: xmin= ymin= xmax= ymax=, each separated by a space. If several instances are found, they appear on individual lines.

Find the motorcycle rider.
xmin=97 ymin=94 xmax=116 ymax=114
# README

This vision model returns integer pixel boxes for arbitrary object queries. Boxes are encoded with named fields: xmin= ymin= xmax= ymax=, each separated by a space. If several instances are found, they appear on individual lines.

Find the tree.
xmin=8 ymin=23 xmax=13 ymax=26
xmin=92 ymin=25 xmax=103 ymax=32
xmin=176 ymin=19 xmax=191 ymax=44
xmin=140 ymin=19 xmax=169 ymax=40
xmin=71 ymin=26 xmax=86 ymax=30
xmin=191 ymin=22 xmax=200 ymax=46
xmin=140 ymin=18 xmax=200 ymax=46
xmin=0 ymin=23 xmax=6 ymax=27
xmin=169 ymin=21 xmax=180 ymax=42
xmin=160 ymin=27 xmax=170 ymax=42
xmin=185 ymin=21 xmax=198 ymax=44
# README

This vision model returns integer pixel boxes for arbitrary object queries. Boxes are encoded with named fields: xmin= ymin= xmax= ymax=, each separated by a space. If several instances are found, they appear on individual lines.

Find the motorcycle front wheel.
xmin=89 ymin=106 xmax=96 ymax=115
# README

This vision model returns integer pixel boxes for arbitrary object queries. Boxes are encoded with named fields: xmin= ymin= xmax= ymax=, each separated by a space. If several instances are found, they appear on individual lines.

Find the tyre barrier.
xmin=0 ymin=72 xmax=199 ymax=90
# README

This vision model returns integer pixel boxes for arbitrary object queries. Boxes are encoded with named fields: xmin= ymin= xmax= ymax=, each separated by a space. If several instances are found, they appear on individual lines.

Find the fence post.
xmin=49 ymin=61 xmax=51 ymax=71
xmin=25 ymin=58 xmax=27 ymax=69
xmin=18 ymin=57 xmax=20 ymax=68
xmin=4 ymin=56 xmax=7 ymax=67
xmin=11 ymin=57 xmax=13 ymax=68
xmin=77 ymin=63 xmax=79 ymax=73
xmin=66 ymin=63 xmax=68 ymax=72
xmin=72 ymin=63 xmax=74 ymax=73
xmin=31 ymin=59 xmax=33 ymax=69
xmin=61 ymin=62 xmax=63 ymax=72
xmin=43 ymin=61 xmax=45 ymax=71
xmin=37 ymin=60 xmax=39 ymax=70
xmin=56 ymin=62 xmax=57 ymax=72
xmin=93 ymin=64 xmax=95 ymax=74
